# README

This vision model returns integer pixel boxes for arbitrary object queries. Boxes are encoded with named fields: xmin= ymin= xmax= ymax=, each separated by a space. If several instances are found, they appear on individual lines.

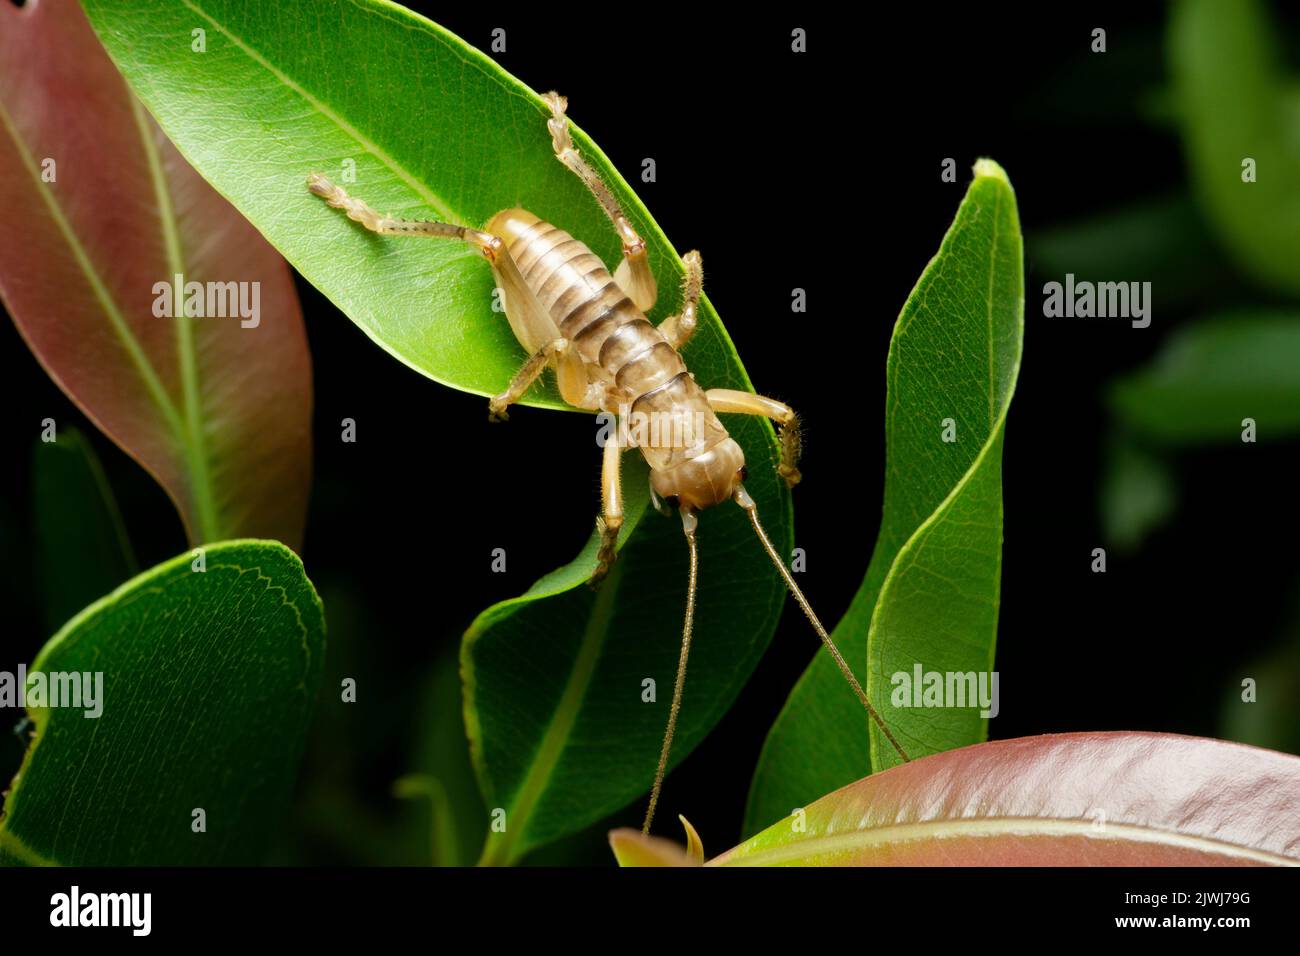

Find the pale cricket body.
xmin=308 ymin=92 xmax=908 ymax=836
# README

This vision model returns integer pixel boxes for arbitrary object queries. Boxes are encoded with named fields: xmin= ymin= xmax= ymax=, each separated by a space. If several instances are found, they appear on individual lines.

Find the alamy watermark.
xmin=152 ymin=273 xmax=261 ymax=328
xmin=595 ymin=407 xmax=709 ymax=450
xmin=0 ymin=665 xmax=104 ymax=718
xmin=1043 ymin=273 xmax=1151 ymax=328
xmin=891 ymin=664 xmax=999 ymax=718
xmin=50 ymin=886 xmax=150 ymax=936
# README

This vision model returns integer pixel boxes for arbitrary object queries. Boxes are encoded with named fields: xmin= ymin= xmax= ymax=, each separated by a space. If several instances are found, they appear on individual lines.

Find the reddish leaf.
xmin=0 ymin=0 xmax=311 ymax=548
xmin=708 ymin=733 xmax=1300 ymax=866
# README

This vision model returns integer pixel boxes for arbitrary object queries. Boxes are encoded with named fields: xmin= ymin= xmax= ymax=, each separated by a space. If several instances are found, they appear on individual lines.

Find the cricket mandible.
xmin=307 ymin=91 xmax=909 ymax=836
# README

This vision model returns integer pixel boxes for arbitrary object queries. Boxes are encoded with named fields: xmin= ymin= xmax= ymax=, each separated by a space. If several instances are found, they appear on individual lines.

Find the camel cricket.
xmin=308 ymin=92 xmax=908 ymax=835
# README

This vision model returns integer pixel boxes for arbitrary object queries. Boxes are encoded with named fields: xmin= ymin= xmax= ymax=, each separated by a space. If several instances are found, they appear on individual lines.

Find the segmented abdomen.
xmin=490 ymin=208 xmax=727 ymax=470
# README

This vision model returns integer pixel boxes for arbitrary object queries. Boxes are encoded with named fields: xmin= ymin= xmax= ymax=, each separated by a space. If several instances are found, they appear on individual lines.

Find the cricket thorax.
xmin=488 ymin=206 xmax=741 ymax=502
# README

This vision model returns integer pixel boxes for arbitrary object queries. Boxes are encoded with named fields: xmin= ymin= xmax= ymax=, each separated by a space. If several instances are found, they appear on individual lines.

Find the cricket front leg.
xmin=705 ymin=389 xmax=802 ymax=487
xmin=590 ymin=430 xmax=625 ymax=587
xmin=307 ymin=174 xmax=505 ymax=261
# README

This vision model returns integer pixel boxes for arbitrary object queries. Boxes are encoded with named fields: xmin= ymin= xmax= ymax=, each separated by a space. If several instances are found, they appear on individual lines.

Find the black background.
xmin=2 ymin=2 xmax=1299 ymax=864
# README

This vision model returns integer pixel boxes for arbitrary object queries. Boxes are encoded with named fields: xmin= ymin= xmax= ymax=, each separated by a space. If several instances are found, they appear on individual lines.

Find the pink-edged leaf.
xmin=710 ymin=733 xmax=1300 ymax=866
xmin=0 ymin=0 xmax=311 ymax=548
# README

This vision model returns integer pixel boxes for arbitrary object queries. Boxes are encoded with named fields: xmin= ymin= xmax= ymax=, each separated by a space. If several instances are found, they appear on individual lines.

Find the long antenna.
xmin=734 ymin=485 xmax=910 ymax=764
xmin=642 ymin=508 xmax=699 ymax=835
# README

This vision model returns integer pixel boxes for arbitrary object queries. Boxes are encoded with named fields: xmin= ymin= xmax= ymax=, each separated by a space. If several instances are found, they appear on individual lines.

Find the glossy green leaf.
xmin=467 ymin=435 xmax=789 ymax=864
xmin=1109 ymin=313 xmax=1300 ymax=444
xmin=0 ymin=541 xmax=325 ymax=865
xmin=31 ymin=427 xmax=138 ymax=634
xmin=1169 ymin=0 xmax=1300 ymax=296
xmin=79 ymin=0 xmax=735 ymax=412
xmin=718 ymin=733 xmax=1300 ymax=866
xmin=745 ymin=161 xmax=1023 ymax=836
xmin=0 ymin=0 xmax=312 ymax=549
xmin=82 ymin=0 xmax=792 ymax=864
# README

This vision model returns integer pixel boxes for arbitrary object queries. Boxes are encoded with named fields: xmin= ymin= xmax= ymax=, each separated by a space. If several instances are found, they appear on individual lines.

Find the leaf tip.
xmin=972 ymin=157 xmax=1011 ymax=186
xmin=608 ymin=828 xmax=700 ymax=867
xmin=678 ymin=814 xmax=705 ymax=864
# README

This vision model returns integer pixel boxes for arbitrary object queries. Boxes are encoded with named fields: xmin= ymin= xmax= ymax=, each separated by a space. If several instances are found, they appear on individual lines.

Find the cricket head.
xmin=649 ymin=437 xmax=746 ymax=512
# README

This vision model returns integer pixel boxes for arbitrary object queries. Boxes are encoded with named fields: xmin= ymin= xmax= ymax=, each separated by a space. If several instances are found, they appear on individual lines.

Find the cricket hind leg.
xmin=542 ymin=92 xmax=657 ymax=312
xmin=488 ymin=338 xmax=572 ymax=421
xmin=307 ymin=174 xmax=505 ymax=261
xmin=308 ymin=173 xmax=590 ymax=418
xmin=705 ymin=389 xmax=803 ymax=487
xmin=642 ymin=507 xmax=699 ymax=834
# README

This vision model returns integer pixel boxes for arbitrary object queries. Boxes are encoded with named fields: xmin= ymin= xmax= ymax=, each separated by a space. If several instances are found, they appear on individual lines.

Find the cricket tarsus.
xmin=642 ymin=508 xmax=699 ymax=835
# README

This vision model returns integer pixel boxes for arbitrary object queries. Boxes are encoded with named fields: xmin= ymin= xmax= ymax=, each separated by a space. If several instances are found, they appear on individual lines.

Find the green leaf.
xmin=80 ymin=0 xmax=793 ymax=863
xmin=744 ymin=160 xmax=1023 ymax=836
xmin=31 ymin=427 xmax=138 ymax=634
xmin=1169 ymin=0 xmax=1300 ymax=296
xmin=467 ymin=439 xmax=790 ymax=864
xmin=1109 ymin=313 xmax=1300 ymax=444
xmin=0 ymin=540 xmax=325 ymax=865
xmin=1 ymin=0 xmax=313 ymax=549
xmin=717 ymin=733 xmax=1300 ymax=866
xmin=78 ymin=0 xmax=735 ymax=412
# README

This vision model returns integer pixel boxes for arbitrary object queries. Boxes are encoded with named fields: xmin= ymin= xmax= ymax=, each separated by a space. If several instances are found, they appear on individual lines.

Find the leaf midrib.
xmin=984 ymin=182 xmax=1002 ymax=429
xmin=129 ymin=97 xmax=219 ymax=542
xmin=712 ymin=817 xmax=1300 ymax=867
xmin=0 ymin=100 xmax=185 ymax=439
xmin=0 ymin=89 xmax=221 ymax=542
xmin=717 ymin=816 xmax=1294 ymax=868
xmin=866 ymin=176 xmax=1019 ymax=768
xmin=473 ymin=559 xmax=625 ymax=866
xmin=180 ymin=0 xmax=458 ymax=224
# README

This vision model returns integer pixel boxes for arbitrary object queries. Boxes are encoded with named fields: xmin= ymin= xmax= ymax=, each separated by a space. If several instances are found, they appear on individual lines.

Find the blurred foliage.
xmin=1099 ymin=437 xmax=1178 ymax=554
xmin=1169 ymin=0 xmax=1300 ymax=296
xmin=1110 ymin=314 xmax=1300 ymax=444
xmin=31 ymin=427 xmax=137 ymax=634
xmin=1219 ymin=582 xmax=1300 ymax=758
xmin=1221 ymin=644 xmax=1300 ymax=758
xmin=1031 ymin=196 xmax=1229 ymax=314
xmin=1086 ymin=1 xmax=1300 ymax=556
